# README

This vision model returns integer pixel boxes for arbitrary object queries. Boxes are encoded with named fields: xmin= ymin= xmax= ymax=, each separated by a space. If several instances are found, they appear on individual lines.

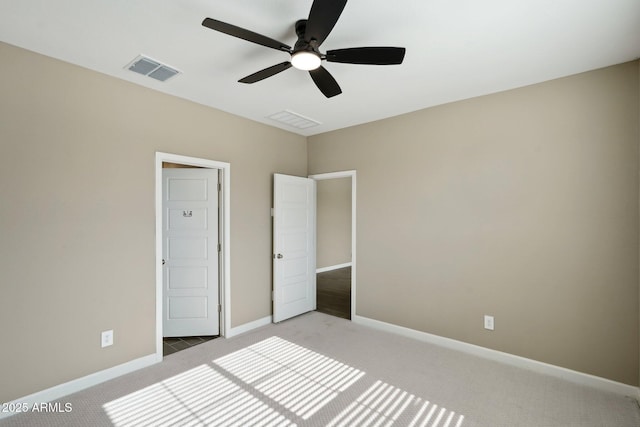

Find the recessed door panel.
xmin=168 ymin=208 xmax=208 ymax=230
xmin=281 ymin=231 xmax=308 ymax=253
xmin=282 ymin=256 xmax=308 ymax=279
xmin=168 ymin=237 xmax=208 ymax=260
xmin=168 ymin=178 xmax=208 ymax=201
xmin=168 ymin=297 xmax=208 ymax=319
xmin=281 ymin=182 xmax=308 ymax=203
xmin=282 ymin=281 xmax=308 ymax=304
xmin=281 ymin=207 xmax=308 ymax=229
xmin=167 ymin=267 xmax=208 ymax=290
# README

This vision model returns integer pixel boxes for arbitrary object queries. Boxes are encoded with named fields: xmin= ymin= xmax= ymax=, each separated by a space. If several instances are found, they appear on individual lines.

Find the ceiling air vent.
xmin=267 ymin=110 xmax=321 ymax=130
xmin=126 ymin=55 xmax=180 ymax=82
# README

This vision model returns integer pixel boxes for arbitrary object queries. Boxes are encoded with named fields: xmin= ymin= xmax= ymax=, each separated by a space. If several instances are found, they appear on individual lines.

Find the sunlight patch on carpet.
xmin=102 ymin=335 xmax=463 ymax=426
xmin=327 ymin=380 xmax=465 ymax=427
xmin=103 ymin=364 xmax=294 ymax=426
xmin=214 ymin=336 xmax=365 ymax=420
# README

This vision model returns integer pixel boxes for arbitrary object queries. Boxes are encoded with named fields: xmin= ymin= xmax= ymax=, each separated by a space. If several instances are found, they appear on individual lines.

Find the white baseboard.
xmin=0 ymin=353 xmax=160 ymax=420
xmin=316 ymin=262 xmax=352 ymax=274
xmin=353 ymin=315 xmax=639 ymax=398
xmin=226 ymin=315 xmax=272 ymax=338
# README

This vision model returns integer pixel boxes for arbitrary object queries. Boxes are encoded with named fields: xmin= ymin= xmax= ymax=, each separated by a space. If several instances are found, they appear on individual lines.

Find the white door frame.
xmin=308 ymin=170 xmax=357 ymax=319
xmin=155 ymin=152 xmax=231 ymax=359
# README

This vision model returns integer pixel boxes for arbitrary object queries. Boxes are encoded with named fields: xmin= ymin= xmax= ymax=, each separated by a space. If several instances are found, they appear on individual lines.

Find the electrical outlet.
xmin=484 ymin=315 xmax=495 ymax=331
xmin=101 ymin=330 xmax=114 ymax=348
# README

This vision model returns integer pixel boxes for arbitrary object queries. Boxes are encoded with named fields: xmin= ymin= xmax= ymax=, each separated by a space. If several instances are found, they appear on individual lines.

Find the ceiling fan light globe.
xmin=291 ymin=51 xmax=321 ymax=70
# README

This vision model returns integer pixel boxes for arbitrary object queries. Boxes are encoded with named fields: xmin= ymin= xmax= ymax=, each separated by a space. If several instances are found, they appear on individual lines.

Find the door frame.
xmin=155 ymin=152 xmax=231 ymax=359
xmin=308 ymin=170 xmax=357 ymax=319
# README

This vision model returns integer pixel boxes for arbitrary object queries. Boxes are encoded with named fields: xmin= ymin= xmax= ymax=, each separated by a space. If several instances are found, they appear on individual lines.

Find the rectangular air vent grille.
xmin=126 ymin=55 xmax=180 ymax=82
xmin=267 ymin=110 xmax=321 ymax=129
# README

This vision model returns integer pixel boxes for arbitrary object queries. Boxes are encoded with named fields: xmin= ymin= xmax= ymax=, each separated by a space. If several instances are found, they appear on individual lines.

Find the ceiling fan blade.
xmin=326 ymin=47 xmax=406 ymax=65
xmin=305 ymin=0 xmax=348 ymax=46
xmin=309 ymin=66 xmax=342 ymax=98
xmin=238 ymin=62 xmax=293 ymax=84
xmin=202 ymin=18 xmax=291 ymax=52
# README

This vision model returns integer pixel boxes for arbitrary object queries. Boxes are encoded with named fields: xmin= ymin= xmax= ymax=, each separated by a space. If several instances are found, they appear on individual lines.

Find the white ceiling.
xmin=1 ymin=0 xmax=639 ymax=136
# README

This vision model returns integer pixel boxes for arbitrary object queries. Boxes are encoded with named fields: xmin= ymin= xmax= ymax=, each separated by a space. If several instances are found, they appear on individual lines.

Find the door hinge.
xmin=218 ymin=183 xmax=222 ymax=192
xmin=271 ymin=290 xmax=274 ymax=301
xmin=218 ymin=243 xmax=221 ymax=252
xmin=218 ymin=304 xmax=222 ymax=313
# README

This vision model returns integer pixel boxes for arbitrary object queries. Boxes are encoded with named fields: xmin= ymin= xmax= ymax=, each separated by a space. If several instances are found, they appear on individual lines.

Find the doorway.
xmin=155 ymin=152 xmax=231 ymax=360
xmin=309 ymin=171 xmax=356 ymax=320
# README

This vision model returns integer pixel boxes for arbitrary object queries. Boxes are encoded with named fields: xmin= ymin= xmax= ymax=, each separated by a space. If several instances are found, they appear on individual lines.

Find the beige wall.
xmin=0 ymin=42 xmax=307 ymax=403
xmin=309 ymin=61 xmax=640 ymax=385
xmin=316 ymin=178 xmax=352 ymax=268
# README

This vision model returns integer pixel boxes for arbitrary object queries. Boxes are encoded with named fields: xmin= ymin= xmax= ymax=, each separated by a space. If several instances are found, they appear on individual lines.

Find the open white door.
xmin=273 ymin=174 xmax=316 ymax=323
xmin=163 ymin=168 xmax=219 ymax=336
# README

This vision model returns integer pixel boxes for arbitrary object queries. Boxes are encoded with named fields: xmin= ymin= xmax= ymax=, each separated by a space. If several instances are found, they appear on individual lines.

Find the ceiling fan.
xmin=202 ymin=0 xmax=406 ymax=98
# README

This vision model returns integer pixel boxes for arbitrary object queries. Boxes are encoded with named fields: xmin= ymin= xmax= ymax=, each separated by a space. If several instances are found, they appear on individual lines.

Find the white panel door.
xmin=163 ymin=168 xmax=219 ymax=337
xmin=273 ymin=174 xmax=316 ymax=323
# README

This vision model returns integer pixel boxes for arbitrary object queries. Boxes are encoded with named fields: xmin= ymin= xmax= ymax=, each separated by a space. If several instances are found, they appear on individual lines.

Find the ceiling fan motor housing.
xmin=294 ymin=20 xmax=320 ymax=54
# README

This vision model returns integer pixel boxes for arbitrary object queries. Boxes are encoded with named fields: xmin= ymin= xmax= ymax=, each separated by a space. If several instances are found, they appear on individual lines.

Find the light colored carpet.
xmin=2 ymin=312 xmax=639 ymax=426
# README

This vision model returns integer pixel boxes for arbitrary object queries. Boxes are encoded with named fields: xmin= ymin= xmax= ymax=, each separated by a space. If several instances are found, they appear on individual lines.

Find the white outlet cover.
xmin=101 ymin=330 xmax=114 ymax=347
xmin=484 ymin=315 xmax=495 ymax=331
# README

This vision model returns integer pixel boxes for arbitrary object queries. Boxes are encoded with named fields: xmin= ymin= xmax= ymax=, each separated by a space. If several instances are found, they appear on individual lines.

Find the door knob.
xmin=276 ymin=254 xmax=283 ymax=259
xmin=162 ymin=259 xmax=166 ymax=265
